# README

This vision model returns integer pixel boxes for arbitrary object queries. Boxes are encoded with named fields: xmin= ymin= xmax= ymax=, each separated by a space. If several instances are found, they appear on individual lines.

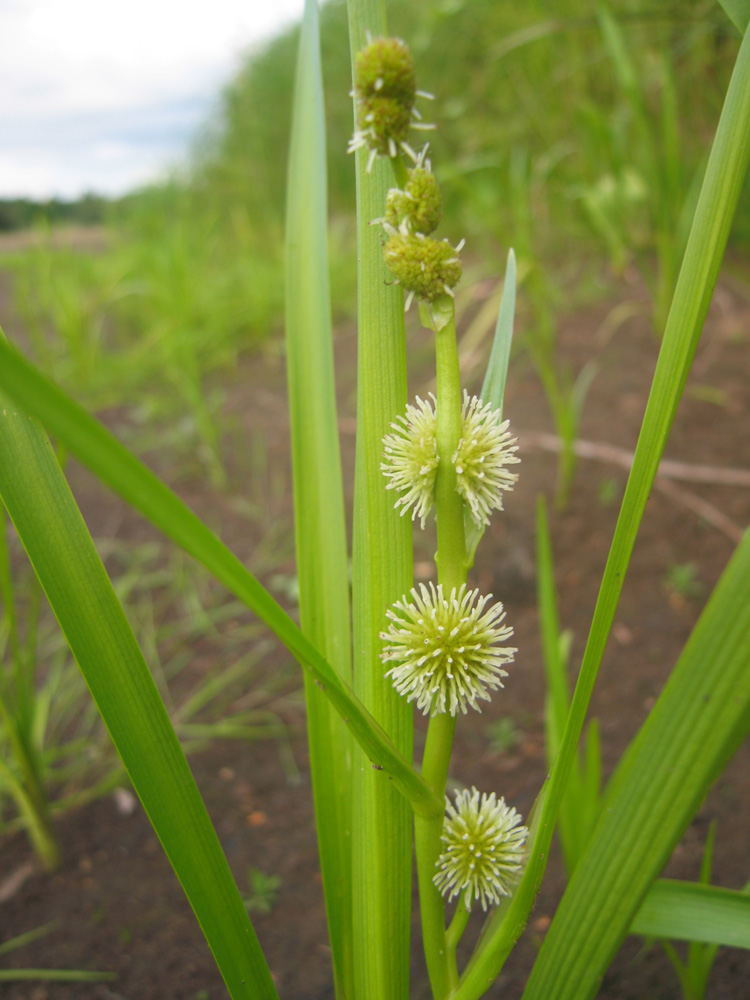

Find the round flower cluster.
xmin=385 ymin=161 xmax=442 ymax=236
xmin=454 ymin=393 xmax=520 ymax=527
xmin=434 ymin=787 xmax=528 ymax=911
xmin=381 ymin=394 xmax=439 ymax=528
xmin=380 ymin=583 xmax=516 ymax=716
xmin=381 ymin=393 xmax=518 ymax=528
xmin=383 ymin=231 xmax=463 ymax=307
xmin=348 ymin=37 xmax=434 ymax=170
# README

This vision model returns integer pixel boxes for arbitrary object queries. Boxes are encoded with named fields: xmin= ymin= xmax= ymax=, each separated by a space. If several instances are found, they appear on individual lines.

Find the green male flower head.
xmin=348 ymin=36 xmax=434 ymax=170
xmin=380 ymin=583 xmax=516 ymax=716
xmin=386 ymin=159 xmax=443 ymax=236
xmin=434 ymin=787 xmax=528 ymax=910
xmin=383 ymin=230 xmax=463 ymax=309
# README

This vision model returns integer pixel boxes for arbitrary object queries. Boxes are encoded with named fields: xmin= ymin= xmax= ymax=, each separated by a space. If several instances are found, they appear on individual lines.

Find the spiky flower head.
xmin=434 ymin=787 xmax=528 ymax=911
xmin=348 ymin=37 xmax=434 ymax=169
xmin=381 ymin=394 xmax=438 ymax=528
xmin=380 ymin=583 xmax=516 ymax=716
xmin=383 ymin=231 xmax=463 ymax=308
xmin=381 ymin=393 xmax=518 ymax=528
xmin=454 ymin=392 xmax=520 ymax=528
xmin=386 ymin=161 xmax=442 ymax=236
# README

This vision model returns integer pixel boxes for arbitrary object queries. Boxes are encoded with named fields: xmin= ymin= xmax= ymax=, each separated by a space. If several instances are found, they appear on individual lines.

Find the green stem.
xmin=390 ymin=155 xmax=409 ymax=189
xmin=434 ymin=304 xmax=467 ymax=591
xmin=416 ymin=298 xmax=469 ymax=999
xmin=446 ymin=892 xmax=472 ymax=987
xmin=0 ymin=506 xmax=23 ymax=692
xmin=415 ymin=712 xmax=458 ymax=1000
xmin=0 ymin=726 xmax=60 ymax=871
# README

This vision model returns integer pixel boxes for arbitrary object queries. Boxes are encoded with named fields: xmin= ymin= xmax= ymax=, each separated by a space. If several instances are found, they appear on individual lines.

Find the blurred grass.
xmin=0 ymin=530 xmax=302 ymax=840
xmin=1 ymin=0 xmax=747 ymax=479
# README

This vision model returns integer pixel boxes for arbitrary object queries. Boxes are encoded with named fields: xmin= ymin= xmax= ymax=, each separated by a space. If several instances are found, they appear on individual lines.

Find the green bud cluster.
xmin=356 ymin=37 xmax=417 ymax=107
xmin=386 ymin=165 xmax=442 ymax=236
xmin=383 ymin=232 xmax=462 ymax=303
xmin=351 ymin=37 xmax=418 ymax=157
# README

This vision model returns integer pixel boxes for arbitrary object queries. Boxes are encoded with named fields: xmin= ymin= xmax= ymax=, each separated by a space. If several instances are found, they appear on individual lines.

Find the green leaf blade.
xmin=631 ymin=880 xmax=750 ymax=949
xmin=0 ymin=402 xmax=278 ymax=1000
xmin=521 ymin=529 xmax=750 ymax=1000
xmin=347 ymin=3 xmax=415 ymax=998
xmin=466 ymin=249 xmax=517 ymax=564
xmin=286 ymin=0 xmax=354 ymax=994
xmin=719 ymin=0 xmax=750 ymax=35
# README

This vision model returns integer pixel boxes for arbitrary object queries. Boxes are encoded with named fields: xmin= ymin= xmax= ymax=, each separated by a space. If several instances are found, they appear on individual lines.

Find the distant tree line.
xmin=0 ymin=193 xmax=109 ymax=232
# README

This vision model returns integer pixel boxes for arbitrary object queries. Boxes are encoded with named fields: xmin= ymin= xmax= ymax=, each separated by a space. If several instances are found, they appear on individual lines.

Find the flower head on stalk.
xmin=381 ymin=394 xmax=439 ymax=528
xmin=434 ymin=787 xmax=528 ymax=911
xmin=454 ymin=392 xmax=520 ymax=527
xmin=380 ymin=583 xmax=516 ymax=716
xmin=383 ymin=229 xmax=464 ymax=311
xmin=381 ymin=392 xmax=518 ymax=527
xmin=348 ymin=36 xmax=435 ymax=171
xmin=385 ymin=149 xmax=442 ymax=236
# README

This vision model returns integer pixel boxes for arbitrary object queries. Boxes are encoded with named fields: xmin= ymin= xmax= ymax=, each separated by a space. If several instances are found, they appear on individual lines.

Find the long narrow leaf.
xmin=479 ymin=248 xmax=516 ymax=417
xmin=347 ymin=3 xmax=415 ymax=998
xmin=719 ymin=0 xmax=749 ymax=34
xmin=466 ymin=248 xmax=516 ymax=563
xmin=0 ymin=334 xmax=441 ymax=819
xmin=286 ymin=2 xmax=353 ymax=994
xmin=630 ymin=880 xmax=750 ymax=949
xmin=522 ymin=529 xmax=750 ymax=999
xmin=0 ymin=399 xmax=278 ymax=1000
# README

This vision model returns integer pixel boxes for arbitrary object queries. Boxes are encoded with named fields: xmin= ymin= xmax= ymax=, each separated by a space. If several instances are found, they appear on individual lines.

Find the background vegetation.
xmin=2 ymin=0 xmax=747 ymax=486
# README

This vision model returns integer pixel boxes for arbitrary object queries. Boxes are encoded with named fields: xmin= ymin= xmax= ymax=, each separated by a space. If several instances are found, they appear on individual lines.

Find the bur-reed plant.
xmin=1 ymin=1 xmax=750 ymax=998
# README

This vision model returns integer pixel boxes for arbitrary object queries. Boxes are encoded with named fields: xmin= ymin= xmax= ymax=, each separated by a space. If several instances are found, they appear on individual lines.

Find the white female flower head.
xmin=380 ymin=583 xmax=516 ymax=716
xmin=381 ymin=392 xmax=519 ymax=529
xmin=454 ymin=392 xmax=520 ymax=528
xmin=381 ymin=394 xmax=439 ymax=527
xmin=434 ymin=787 xmax=528 ymax=911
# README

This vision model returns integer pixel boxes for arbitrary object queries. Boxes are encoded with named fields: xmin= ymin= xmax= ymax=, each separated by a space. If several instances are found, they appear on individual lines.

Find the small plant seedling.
xmin=664 ymin=563 xmax=703 ymax=601
xmin=243 ymin=868 xmax=281 ymax=915
xmin=597 ymin=476 xmax=620 ymax=507
xmin=485 ymin=716 xmax=522 ymax=754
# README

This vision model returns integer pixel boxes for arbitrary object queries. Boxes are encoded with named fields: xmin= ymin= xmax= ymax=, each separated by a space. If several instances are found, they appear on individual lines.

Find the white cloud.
xmin=0 ymin=0 xmax=305 ymax=197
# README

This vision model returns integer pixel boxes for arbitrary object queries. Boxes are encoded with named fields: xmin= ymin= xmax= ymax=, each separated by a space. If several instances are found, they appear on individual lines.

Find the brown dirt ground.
xmin=0 ymin=251 xmax=749 ymax=999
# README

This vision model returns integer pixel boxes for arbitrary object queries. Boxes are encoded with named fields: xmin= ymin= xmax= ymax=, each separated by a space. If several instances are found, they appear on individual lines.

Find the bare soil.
xmin=1 ymin=258 xmax=749 ymax=999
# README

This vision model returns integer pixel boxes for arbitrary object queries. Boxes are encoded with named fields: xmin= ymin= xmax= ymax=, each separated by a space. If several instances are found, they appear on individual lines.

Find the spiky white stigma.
xmin=382 ymin=393 xmax=519 ymax=528
xmin=434 ymin=787 xmax=528 ymax=910
xmin=381 ymin=394 xmax=439 ymax=528
xmin=453 ymin=392 xmax=520 ymax=528
xmin=380 ymin=583 xmax=516 ymax=716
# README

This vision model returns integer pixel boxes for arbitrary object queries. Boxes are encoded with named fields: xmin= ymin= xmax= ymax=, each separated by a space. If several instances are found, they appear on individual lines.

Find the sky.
xmin=0 ymin=0 xmax=305 ymax=200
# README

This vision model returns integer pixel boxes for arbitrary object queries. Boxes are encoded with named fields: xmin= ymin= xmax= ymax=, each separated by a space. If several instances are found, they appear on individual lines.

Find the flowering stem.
xmin=415 ymin=297 xmax=469 ymax=999
xmin=415 ymin=712 xmax=457 ymax=999
xmin=446 ymin=891 xmax=473 ymax=987
xmin=434 ymin=300 xmax=467 ymax=591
